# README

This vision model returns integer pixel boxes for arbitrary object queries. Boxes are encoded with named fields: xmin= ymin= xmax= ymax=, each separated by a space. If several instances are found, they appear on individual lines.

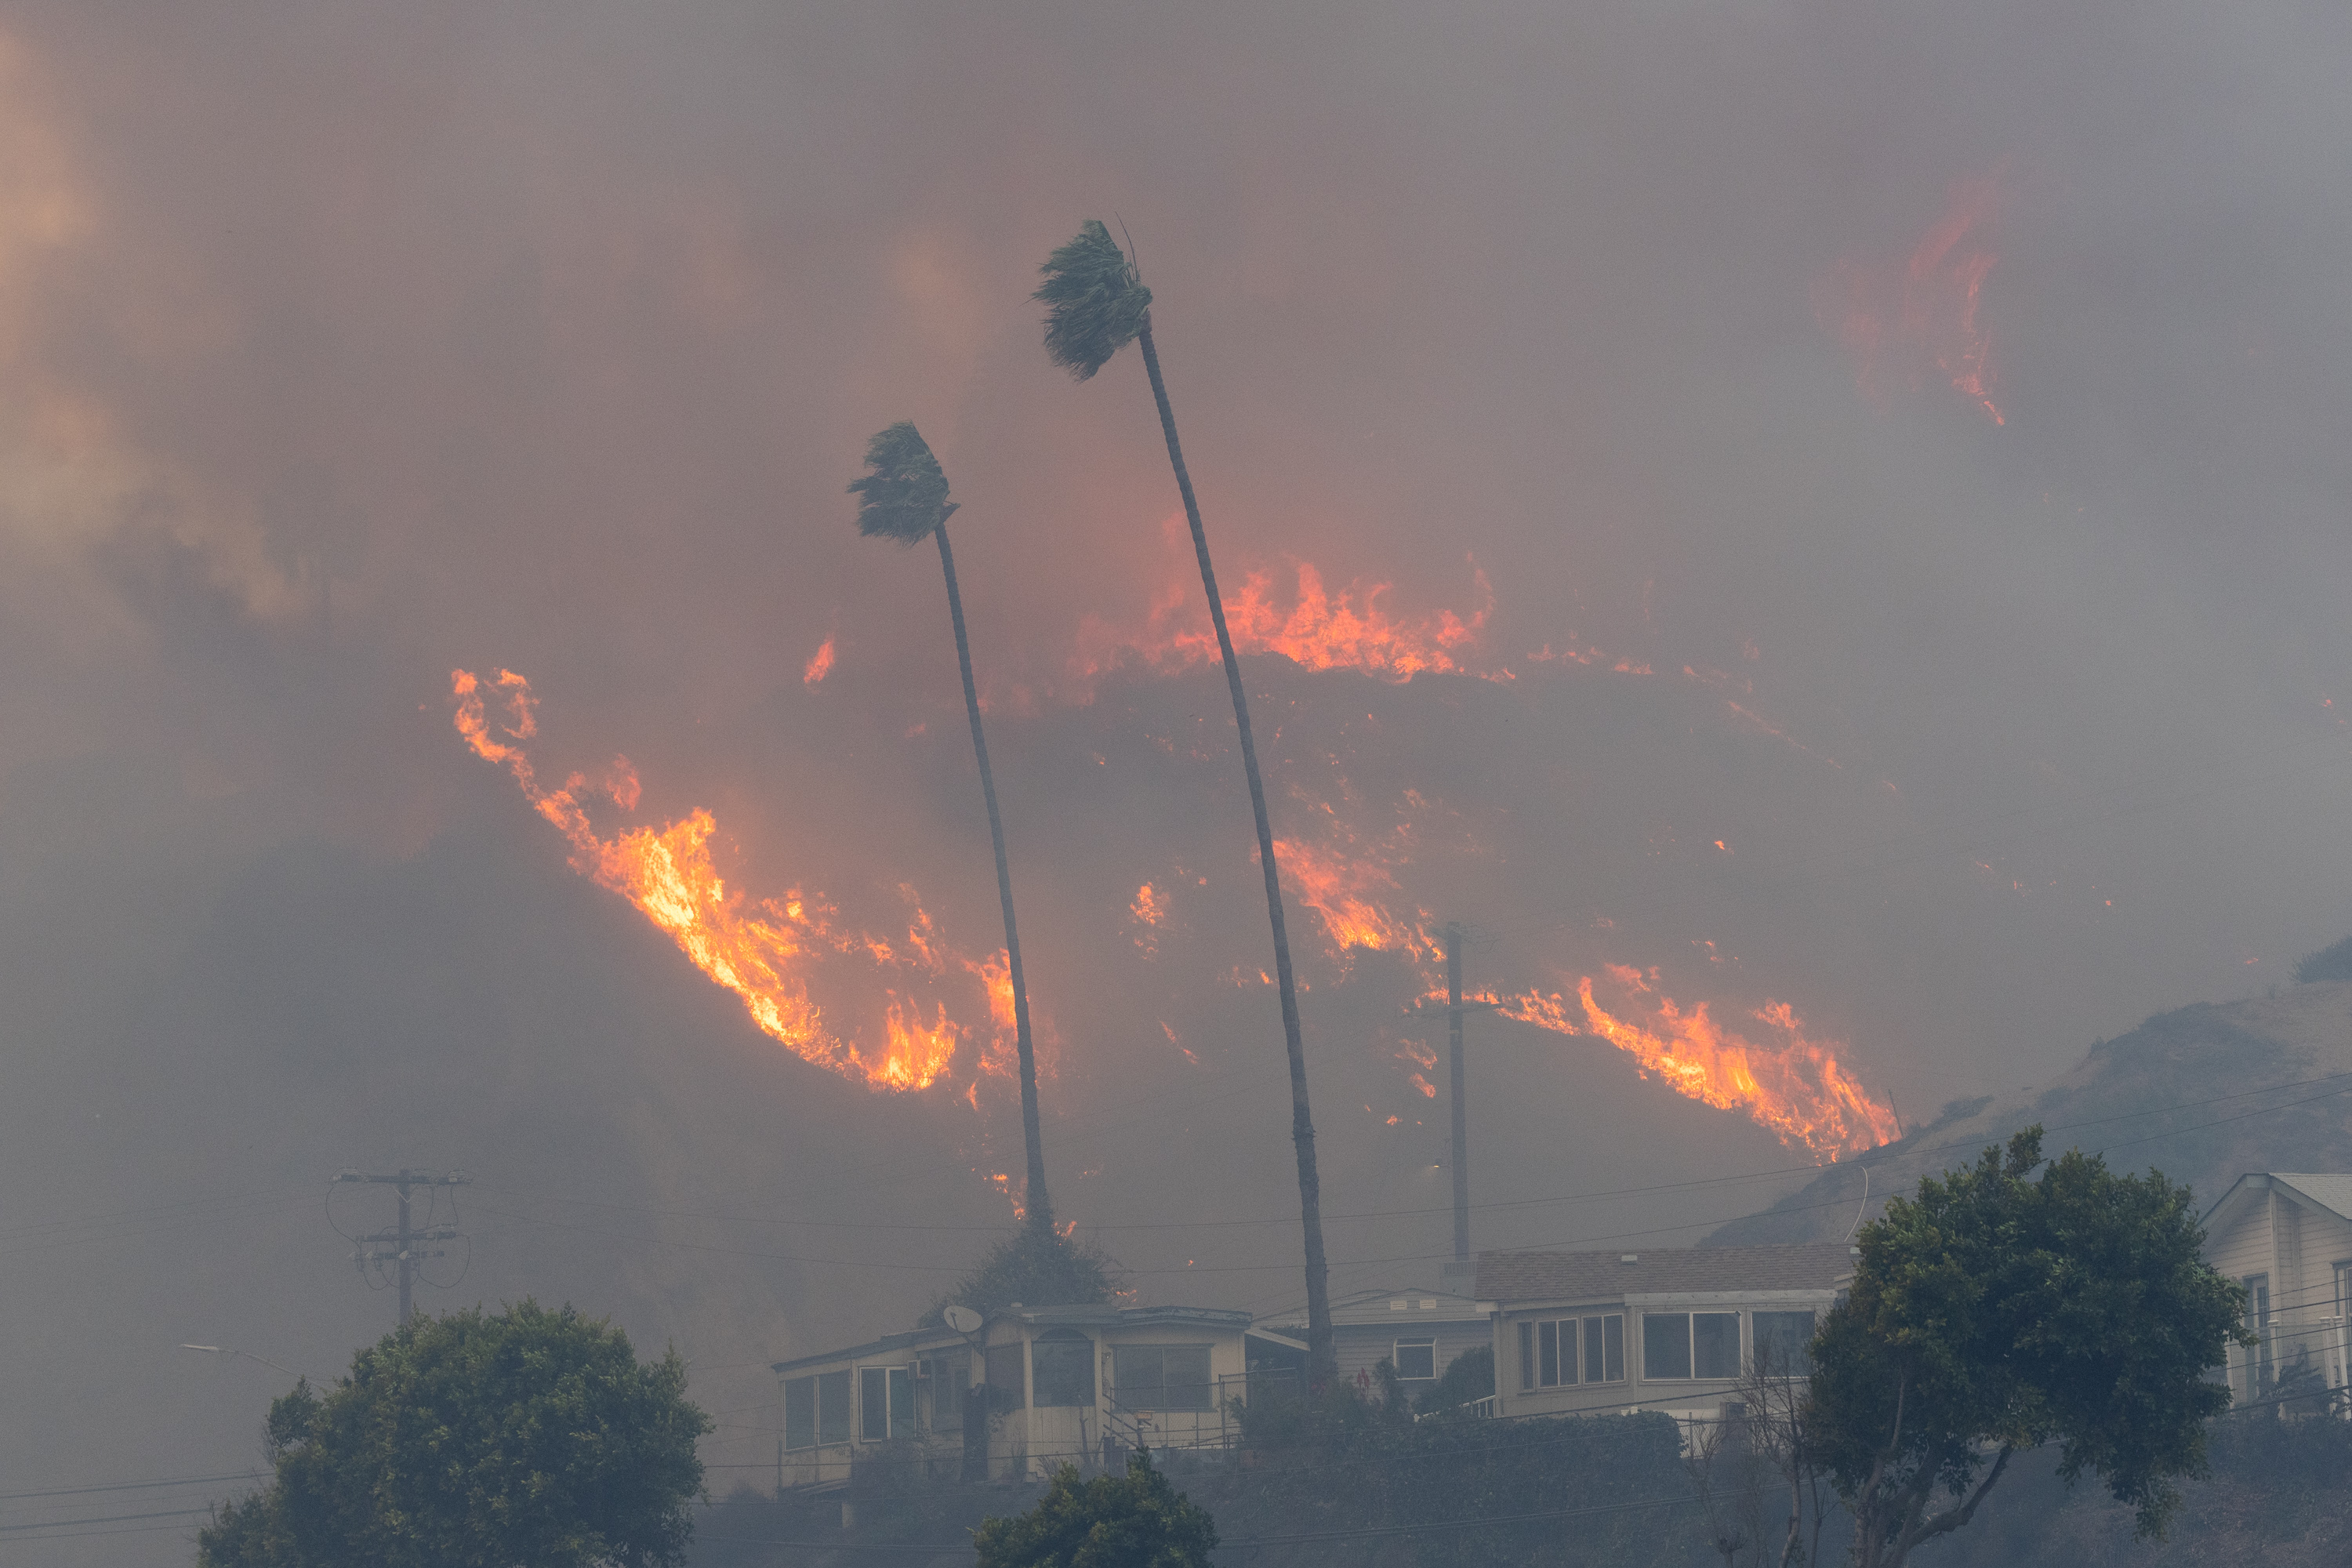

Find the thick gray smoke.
xmin=4 ymin=2 xmax=2350 ymax=1559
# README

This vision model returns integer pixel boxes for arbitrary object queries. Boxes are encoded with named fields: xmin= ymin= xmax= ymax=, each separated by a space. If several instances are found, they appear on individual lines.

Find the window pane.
xmin=1538 ymin=1320 xmax=1559 ymax=1388
xmin=1751 ymin=1312 xmax=1816 ymax=1376
xmin=889 ymin=1366 xmax=915 ymax=1431
xmin=1603 ymin=1315 xmax=1624 ymax=1383
xmin=1033 ymin=1334 xmax=1095 ymax=1407
xmin=1644 ymin=1314 xmax=1692 ymax=1380
xmin=1583 ymin=1318 xmax=1604 ymax=1385
xmin=931 ymin=1356 xmax=964 ymax=1428
xmin=785 ymin=1376 xmax=816 ymax=1451
xmin=1396 ymin=1339 xmax=1437 ymax=1380
xmin=1163 ymin=1347 xmax=1212 ymax=1410
xmin=1518 ymin=1321 xmax=1534 ymax=1392
xmin=1112 ymin=1346 xmax=1165 ymax=1410
xmin=985 ymin=1342 xmax=1026 ymax=1410
xmin=1693 ymin=1313 xmax=1740 ymax=1379
xmin=859 ymin=1367 xmax=888 ymax=1441
xmin=818 ymin=1370 xmax=852 ymax=1444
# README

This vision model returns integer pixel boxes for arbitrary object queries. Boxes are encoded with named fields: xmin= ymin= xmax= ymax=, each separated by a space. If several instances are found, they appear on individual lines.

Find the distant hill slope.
xmin=1709 ymin=977 xmax=2352 ymax=1243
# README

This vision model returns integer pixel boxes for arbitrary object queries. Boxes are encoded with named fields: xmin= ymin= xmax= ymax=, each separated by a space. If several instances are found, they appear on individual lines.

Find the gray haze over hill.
xmin=1711 ymin=975 xmax=2352 ymax=1247
xmin=3 ymin=1 xmax=2352 ymax=1560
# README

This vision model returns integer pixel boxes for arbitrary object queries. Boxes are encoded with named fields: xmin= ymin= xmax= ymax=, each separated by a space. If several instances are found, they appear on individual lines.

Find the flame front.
xmin=1823 ymin=173 xmax=2005 ymax=426
xmin=1073 ymin=555 xmax=1499 ymax=691
xmin=1497 ymin=967 xmax=1897 ymax=1160
xmin=452 ymin=668 xmax=1005 ymax=1092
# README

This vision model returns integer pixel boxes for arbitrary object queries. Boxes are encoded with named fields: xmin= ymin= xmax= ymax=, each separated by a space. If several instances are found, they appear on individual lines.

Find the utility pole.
xmin=335 ymin=1168 xmax=470 ymax=1323
xmin=1444 ymin=922 xmax=1471 ymax=1270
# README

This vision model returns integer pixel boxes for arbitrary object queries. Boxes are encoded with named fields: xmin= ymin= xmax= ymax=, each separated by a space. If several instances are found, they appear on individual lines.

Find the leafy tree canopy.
xmin=974 ymin=1451 xmax=1217 ymax=1568
xmin=1033 ymin=220 xmax=1151 ymax=381
xmin=921 ymin=1224 xmax=1119 ymax=1327
xmin=1414 ymin=1343 xmax=1496 ymax=1417
xmin=198 ymin=1299 xmax=710 ymax=1568
xmin=848 ymin=420 xmax=958 ymax=546
xmin=1808 ymin=1127 xmax=2248 ymax=1568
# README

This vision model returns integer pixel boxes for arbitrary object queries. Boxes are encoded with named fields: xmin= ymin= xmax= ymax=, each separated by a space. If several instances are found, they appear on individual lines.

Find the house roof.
xmin=769 ymin=1303 xmax=1251 ymax=1375
xmin=2201 ymin=1171 xmax=2352 ymax=1232
xmin=1476 ymin=1243 xmax=1856 ymax=1305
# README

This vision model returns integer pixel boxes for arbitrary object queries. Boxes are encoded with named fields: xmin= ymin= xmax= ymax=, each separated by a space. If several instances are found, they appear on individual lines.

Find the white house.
xmin=1257 ymin=1284 xmax=1489 ymax=1400
xmin=772 ymin=1302 xmax=1261 ymax=1488
xmin=2201 ymin=1172 xmax=2352 ymax=1407
xmin=1478 ymin=1243 xmax=1853 ymax=1423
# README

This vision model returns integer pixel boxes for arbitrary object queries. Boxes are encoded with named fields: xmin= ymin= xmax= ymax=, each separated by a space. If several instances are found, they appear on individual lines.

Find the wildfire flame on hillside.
xmin=1822 ymin=173 xmax=2005 ymax=426
xmin=451 ymin=667 xmax=1006 ymax=1091
xmin=1072 ymin=555 xmax=1500 ymax=692
xmin=1495 ymin=969 xmax=1897 ymax=1160
xmin=1273 ymin=790 xmax=1896 ymax=1160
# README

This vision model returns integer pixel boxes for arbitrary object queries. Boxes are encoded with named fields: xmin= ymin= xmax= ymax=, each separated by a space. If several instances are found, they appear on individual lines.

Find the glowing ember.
xmin=1499 ymin=966 xmax=1897 ymax=1160
xmin=451 ymin=667 xmax=1003 ymax=1092
xmin=1128 ymin=882 xmax=1165 ymax=956
xmin=1822 ymin=173 xmax=2005 ymax=425
xmin=803 ymin=635 xmax=837 ymax=685
xmin=1073 ymin=554 xmax=1499 ymax=691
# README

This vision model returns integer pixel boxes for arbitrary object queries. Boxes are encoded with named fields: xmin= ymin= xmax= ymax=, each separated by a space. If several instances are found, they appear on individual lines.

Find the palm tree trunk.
xmin=935 ymin=520 xmax=1052 ymax=1232
xmin=1134 ymin=315 xmax=1335 ymax=1384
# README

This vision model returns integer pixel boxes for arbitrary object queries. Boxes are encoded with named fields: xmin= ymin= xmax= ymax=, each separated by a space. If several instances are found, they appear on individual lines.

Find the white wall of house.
xmin=1489 ymin=1290 xmax=1839 ymax=1422
xmin=2202 ymin=1174 xmax=2352 ymax=1406
xmin=774 ymin=1306 xmax=1254 ymax=1490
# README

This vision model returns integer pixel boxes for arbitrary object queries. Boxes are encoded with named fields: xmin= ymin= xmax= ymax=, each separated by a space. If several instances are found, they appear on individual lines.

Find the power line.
xmin=332 ymin=1168 xmax=471 ymax=1323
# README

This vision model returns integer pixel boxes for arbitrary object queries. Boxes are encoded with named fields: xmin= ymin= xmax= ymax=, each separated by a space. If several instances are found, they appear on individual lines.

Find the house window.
xmin=858 ymin=1366 xmax=913 ymax=1440
xmin=784 ymin=1375 xmax=816 ymax=1451
xmin=1694 ymin=1314 xmax=1741 ymax=1379
xmin=1644 ymin=1314 xmax=1693 ymax=1380
xmin=1394 ymin=1339 xmax=1437 ymax=1380
xmin=1642 ymin=1312 xmax=1742 ymax=1381
xmin=1526 ymin=1314 xmax=1624 ymax=1388
xmin=2243 ymin=1273 xmax=2272 ymax=1395
xmin=922 ymin=1353 xmax=967 ymax=1428
xmin=985 ymin=1341 xmax=1027 ymax=1410
xmin=1032 ymin=1330 xmax=1096 ymax=1407
xmin=1584 ymin=1315 xmax=1624 ymax=1384
xmin=817 ymin=1370 xmax=851 ymax=1445
xmin=1113 ymin=1345 xmax=1213 ymax=1411
xmin=1751 ymin=1311 xmax=1817 ymax=1376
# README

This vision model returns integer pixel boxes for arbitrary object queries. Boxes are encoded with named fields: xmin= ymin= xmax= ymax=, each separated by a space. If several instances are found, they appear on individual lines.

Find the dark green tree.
xmin=197 ymin=1300 xmax=710 ymax=1568
xmin=1035 ymin=219 xmax=1336 ymax=1383
xmin=1806 ymin=1127 xmax=2250 ymax=1568
xmin=922 ymin=1221 xmax=1119 ymax=1326
xmin=851 ymin=420 xmax=1054 ymax=1233
xmin=973 ymin=1450 xmax=1218 ymax=1568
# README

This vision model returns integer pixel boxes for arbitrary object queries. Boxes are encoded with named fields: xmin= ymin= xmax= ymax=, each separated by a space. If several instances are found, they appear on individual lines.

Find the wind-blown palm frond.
xmin=848 ymin=420 xmax=959 ymax=545
xmin=1033 ymin=220 xmax=1152 ymax=381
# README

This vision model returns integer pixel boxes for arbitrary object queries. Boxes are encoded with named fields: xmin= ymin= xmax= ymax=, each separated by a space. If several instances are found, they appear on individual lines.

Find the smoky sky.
xmin=5 ymin=0 xmax=2352 ymax=1556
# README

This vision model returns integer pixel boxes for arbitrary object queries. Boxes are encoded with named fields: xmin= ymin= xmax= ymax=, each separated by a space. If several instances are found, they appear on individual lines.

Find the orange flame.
xmin=1128 ymin=882 xmax=1165 ymax=956
xmin=452 ymin=668 xmax=1002 ymax=1092
xmin=1823 ymin=173 xmax=2005 ymax=425
xmin=1499 ymin=967 xmax=1896 ymax=1160
xmin=1073 ymin=556 xmax=1499 ymax=691
xmin=803 ymin=635 xmax=837 ymax=685
xmin=1274 ymin=837 xmax=1432 ymax=961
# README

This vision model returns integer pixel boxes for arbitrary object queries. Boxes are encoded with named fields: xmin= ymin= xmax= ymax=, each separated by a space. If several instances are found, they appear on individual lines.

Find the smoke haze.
xmin=5 ymin=1 xmax=2352 ymax=1557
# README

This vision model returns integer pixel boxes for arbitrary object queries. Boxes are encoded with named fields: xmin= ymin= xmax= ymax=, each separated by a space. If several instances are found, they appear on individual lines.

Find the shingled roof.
xmin=1476 ymin=1243 xmax=1855 ymax=1305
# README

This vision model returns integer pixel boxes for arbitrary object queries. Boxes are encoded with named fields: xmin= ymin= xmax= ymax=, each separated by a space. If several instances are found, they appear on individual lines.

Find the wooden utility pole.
xmin=1445 ymin=924 xmax=1471 ymax=1267
xmin=336 ymin=1168 xmax=470 ymax=1323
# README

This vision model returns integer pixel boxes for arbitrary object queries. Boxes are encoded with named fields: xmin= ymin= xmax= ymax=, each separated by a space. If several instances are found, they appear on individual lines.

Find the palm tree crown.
xmin=1034 ymin=220 xmax=1152 ymax=381
xmin=849 ymin=421 xmax=960 ymax=543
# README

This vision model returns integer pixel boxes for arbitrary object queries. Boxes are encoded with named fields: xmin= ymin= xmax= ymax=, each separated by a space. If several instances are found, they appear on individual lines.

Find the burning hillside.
xmin=452 ymin=667 xmax=1014 ymax=1094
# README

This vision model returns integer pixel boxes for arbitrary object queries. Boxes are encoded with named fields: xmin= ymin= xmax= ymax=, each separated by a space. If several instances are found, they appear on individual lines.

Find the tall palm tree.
xmin=850 ymin=421 xmax=1053 ymax=1234
xmin=1034 ymin=222 xmax=1335 ymax=1383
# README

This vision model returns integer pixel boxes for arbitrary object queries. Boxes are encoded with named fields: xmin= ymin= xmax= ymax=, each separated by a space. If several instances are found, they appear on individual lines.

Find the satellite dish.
xmin=944 ymin=1305 xmax=982 ymax=1334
